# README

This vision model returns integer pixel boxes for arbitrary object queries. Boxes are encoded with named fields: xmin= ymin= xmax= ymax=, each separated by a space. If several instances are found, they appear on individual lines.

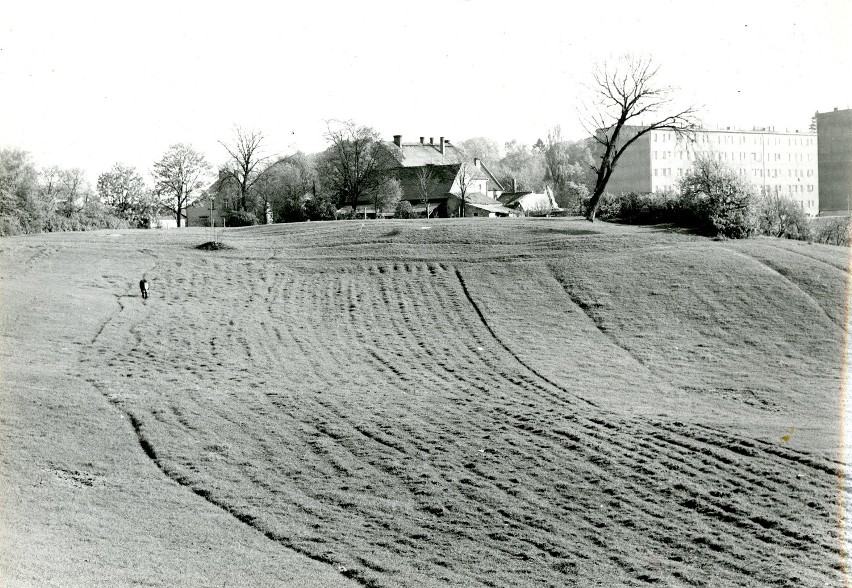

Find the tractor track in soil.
xmin=82 ymin=254 xmax=847 ymax=588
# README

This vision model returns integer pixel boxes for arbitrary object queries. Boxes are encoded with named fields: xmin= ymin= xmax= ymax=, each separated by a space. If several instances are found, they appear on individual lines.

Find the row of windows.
xmin=762 ymin=186 xmax=817 ymax=202
xmin=751 ymin=168 xmax=814 ymax=178
xmin=652 ymin=169 xmax=815 ymax=193
xmin=763 ymin=184 xmax=815 ymax=193
xmin=654 ymin=132 xmax=815 ymax=147
xmin=653 ymin=150 xmax=815 ymax=164
xmin=652 ymin=161 xmax=815 ymax=179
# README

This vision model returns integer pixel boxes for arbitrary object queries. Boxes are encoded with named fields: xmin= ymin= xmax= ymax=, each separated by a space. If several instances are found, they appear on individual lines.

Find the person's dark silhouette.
xmin=139 ymin=278 xmax=149 ymax=299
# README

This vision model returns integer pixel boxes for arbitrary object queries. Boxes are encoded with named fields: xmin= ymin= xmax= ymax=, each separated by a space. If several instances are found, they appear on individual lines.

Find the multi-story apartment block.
xmin=816 ymin=108 xmax=852 ymax=215
xmin=606 ymin=126 xmax=819 ymax=215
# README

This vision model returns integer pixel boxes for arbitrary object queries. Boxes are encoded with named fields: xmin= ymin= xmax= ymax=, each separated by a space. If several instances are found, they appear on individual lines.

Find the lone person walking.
xmin=139 ymin=278 xmax=149 ymax=299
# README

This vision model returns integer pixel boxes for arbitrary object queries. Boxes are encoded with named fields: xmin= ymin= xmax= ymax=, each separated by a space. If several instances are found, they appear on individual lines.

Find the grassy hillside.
xmin=1 ymin=218 xmax=849 ymax=587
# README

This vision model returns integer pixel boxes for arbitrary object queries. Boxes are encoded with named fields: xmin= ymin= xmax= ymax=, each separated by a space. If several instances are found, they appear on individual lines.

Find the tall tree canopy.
xmin=500 ymin=140 xmax=546 ymax=193
xmin=317 ymin=120 xmax=396 ymax=211
xmin=253 ymin=152 xmax=318 ymax=222
xmin=152 ymin=143 xmax=211 ymax=227
xmin=219 ymin=126 xmax=276 ymax=213
xmin=581 ymin=55 xmax=697 ymax=220
xmin=97 ymin=163 xmax=155 ymax=226
xmin=0 ymin=148 xmax=40 ymax=229
xmin=543 ymin=126 xmax=596 ymax=212
xmin=458 ymin=137 xmax=503 ymax=164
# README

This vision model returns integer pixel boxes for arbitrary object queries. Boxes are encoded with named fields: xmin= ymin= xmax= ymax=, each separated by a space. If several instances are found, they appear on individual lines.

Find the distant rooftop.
xmin=387 ymin=135 xmax=464 ymax=167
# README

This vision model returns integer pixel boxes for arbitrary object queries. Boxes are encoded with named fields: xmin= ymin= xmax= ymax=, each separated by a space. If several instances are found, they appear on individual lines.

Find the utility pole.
xmin=209 ymin=195 xmax=215 ymax=243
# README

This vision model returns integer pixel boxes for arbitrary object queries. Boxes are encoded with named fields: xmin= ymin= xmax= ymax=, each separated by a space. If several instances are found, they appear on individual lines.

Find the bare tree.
xmin=219 ymin=126 xmax=277 ymax=213
xmin=152 ymin=144 xmax=211 ymax=227
xmin=38 ymin=166 xmax=63 ymax=214
xmin=415 ymin=165 xmax=440 ymax=218
xmin=56 ymin=168 xmax=93 ymax=214
xmin=317 ymin=120 xmax=397 ymax=211
xmin=455 ymin=162 xmax=477 ymax=217
xmin=581 ymin=55 xmax=698 ymax=221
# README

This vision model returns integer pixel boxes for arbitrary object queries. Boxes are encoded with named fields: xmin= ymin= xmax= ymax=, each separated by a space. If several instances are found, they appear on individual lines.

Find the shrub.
xmin=810 ymin=215 xmax=851 ymax=246
xmin=225 ymin=210 xmax=257 ymax=227
xmin=592 ymin=192 xmax=622 ymax=221
xmin=678 ymin=155 xmax=757 ymax=238
xmin=0 ymin=215 xmax=24 ymax=236
xmin=305 ymin=196 xmax=337 ymax=221
xmin=756 ymin=193 xmax=811 ymax=240
xmin=619 ymin=190 xmax=682 ymax=224
xmin=278 ymin=199 xmax=306 ymax=223
xmin=593 ymin=190 xmax=688 ymax=226
xmin=335 ymin=208 xmax=360 ymax=221
xmin=394 ymin=201 xmax=415 ymax=219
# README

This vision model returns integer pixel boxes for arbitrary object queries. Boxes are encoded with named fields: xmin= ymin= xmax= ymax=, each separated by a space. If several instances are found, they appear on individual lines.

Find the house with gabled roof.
xmin=367 ymin=134 xmax=513 ymax=217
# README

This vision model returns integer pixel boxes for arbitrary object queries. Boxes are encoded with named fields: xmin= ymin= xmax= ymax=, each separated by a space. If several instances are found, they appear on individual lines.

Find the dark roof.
xmin=478 ymin=161 xmax=505 ymax=192
xmin=463 ymin=192 xmax=491 ymax=205
xmin=498 ymin=191 xmax=533 ymax=206
xmin=464 ymin=200 xmax=517 ymax=215
xmin=395 ymin=164 xmax=459 ymax=201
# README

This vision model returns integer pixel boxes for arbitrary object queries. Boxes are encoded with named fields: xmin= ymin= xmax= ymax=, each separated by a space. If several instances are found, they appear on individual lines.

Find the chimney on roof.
xmin=835 ymin=107 xmax=839 ymax=111
xmin=474 ymin=157 xmax=481 ymax=169
xmin=439 ymin=136 xmax=445 ymax=155
xmin=513 ymin=178 xmax=517 ymax=193
xmin=420 ymin=136 xmax=424 ymax=144
xmin=393 ymin=135 xmax=402 ymax=147
xmin=429 ymin=137 xmax=434 ymax=145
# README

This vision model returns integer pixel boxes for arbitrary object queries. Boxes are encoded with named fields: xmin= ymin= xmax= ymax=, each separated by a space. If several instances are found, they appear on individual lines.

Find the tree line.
xmin=1 ymin=55 xmax=831 ymax=239
xmin=0 ymin=120 xmax=604 ymax=235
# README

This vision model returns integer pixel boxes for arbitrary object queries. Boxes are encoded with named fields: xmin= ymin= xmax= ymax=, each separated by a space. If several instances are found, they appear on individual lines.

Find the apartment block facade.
xmin=816 ymin=108 xmax=852 ymax=215
xmin=606 ymin=127 xmax=819 ymax=215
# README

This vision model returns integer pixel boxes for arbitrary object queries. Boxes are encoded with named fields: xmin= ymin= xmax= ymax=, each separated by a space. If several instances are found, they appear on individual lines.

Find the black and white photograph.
xmin=1 ymin=0 xmax=850 ymax=586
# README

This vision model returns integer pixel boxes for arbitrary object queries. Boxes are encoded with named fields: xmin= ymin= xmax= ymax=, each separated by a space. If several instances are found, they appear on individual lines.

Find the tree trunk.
xmin=176 ymin=196 xmax=182 ymax=227
xmin=585 ymin=187 xmax=604 ymax=222
xmin=586 ymin=168 xmax=612 ymax=222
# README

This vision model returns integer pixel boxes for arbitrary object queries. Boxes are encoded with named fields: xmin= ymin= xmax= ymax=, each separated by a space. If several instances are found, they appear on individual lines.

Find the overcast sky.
xmin=1 ymin=0 xmax=850 ymax=183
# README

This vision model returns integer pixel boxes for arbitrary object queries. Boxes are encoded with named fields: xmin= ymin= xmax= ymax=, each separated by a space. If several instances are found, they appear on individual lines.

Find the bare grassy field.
xmin=1 ymin=218 xmax=849 ymax=587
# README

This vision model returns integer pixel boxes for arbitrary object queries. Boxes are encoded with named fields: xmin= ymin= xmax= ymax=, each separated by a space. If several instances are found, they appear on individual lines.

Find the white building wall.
xmin=649 ymin=129 xmax=819 ymax=216
xmin=450 ymin=177 xmax=488 ymax=196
